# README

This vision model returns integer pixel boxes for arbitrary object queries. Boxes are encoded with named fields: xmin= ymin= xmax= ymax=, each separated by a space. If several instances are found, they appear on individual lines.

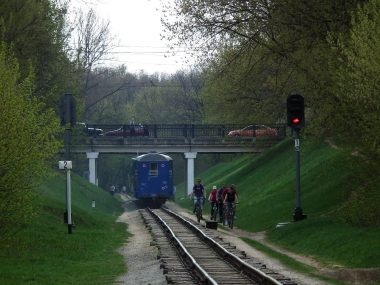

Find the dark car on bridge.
xmin=105 ymin=124 xmax=145 ymax=136
xmin=228 ymin=125 xmax=278 ymax=137
xmin=76 ymin=122 xmax=103 ymax=136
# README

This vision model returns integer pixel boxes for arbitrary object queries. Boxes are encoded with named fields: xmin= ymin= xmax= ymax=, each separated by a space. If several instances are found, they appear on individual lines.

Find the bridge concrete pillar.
xmin=86 ymin=152 xmax=99 ymax=185
xmin=184 ymin=152 xmax=197 ymax=196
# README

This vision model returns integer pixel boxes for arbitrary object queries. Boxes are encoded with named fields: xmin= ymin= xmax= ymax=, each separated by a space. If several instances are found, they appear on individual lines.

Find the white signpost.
xmin=59 ymin=161 xmax=72 ymax=170
xmin=59 ymin=161 xmax=73 ymax=234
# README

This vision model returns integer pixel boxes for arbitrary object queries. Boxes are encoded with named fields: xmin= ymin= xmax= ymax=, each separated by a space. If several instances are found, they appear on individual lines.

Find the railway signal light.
xmin=58 ymin=91 xmax=76 ymax=127
xmin=287 ymin=92 xmax=305 ymax=129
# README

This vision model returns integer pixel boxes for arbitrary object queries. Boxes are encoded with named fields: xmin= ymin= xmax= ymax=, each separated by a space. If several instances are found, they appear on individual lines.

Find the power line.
xmin=105 ymin=59 xmax=187 ymax=67
xmin=109 ymin=51 xmax=187 ymax=54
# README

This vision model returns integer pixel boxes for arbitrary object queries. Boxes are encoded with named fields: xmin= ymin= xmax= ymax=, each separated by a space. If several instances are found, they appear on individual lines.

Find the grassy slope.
xmin=0 ymin=171 xmax=129 ymax=285
xmin=177 ymin=137 xmax=380 ymax=270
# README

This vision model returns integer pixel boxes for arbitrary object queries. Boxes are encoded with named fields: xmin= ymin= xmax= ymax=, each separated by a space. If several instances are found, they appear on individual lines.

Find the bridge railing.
xmin=152 ymin=124 xmax=229 ymax=138
xmin=81 ymin=124 xmax=288 ymax=138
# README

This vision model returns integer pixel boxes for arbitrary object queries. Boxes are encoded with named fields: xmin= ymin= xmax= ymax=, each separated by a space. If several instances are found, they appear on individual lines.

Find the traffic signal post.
xmin=287 ymin=91 xmax=307 ymax=222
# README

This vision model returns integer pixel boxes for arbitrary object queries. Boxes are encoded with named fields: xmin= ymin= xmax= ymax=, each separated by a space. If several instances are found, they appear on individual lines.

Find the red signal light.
xmin=292 ymin=118 xmax=300 ymax=124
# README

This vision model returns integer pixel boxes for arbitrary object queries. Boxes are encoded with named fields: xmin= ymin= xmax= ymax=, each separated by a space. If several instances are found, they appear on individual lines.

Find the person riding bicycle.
xmin=190 ymin=178 xmax=206 ymax=219
xmin=223 ymin=186 xmax=238 ymax=225
xmin=208 ymin=186 xmax=218 ymax=220
xmin=216 ymin=183 xmax=226 ymax=223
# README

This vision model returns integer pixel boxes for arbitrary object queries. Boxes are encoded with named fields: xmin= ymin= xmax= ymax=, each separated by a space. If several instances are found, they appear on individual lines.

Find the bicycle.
xmin=210 ymin=201 xmax=218 ymax=221
xmin=218 ymin=200 xmax=225 ymax=224
xmin=192 ymin=197 xmax=204 ymax=222
xmin=225 ymin=202 xmax=238 ymax=229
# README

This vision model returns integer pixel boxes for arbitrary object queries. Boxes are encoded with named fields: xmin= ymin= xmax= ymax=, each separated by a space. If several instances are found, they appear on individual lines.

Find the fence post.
xmin=123 ymin=124 xmax=127 ymax=137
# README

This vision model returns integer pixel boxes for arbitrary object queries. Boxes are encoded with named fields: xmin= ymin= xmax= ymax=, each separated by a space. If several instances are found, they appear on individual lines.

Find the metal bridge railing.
xmin=80 ymin=124 xmax=288 ymax=139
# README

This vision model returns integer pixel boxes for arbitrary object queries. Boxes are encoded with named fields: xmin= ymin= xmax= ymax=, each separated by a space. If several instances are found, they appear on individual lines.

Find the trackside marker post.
xmin=59 ymin=161 xmax=73 ymax=234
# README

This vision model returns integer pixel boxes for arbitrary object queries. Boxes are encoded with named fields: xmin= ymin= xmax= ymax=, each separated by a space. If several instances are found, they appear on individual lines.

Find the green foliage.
xmin=326 ymin=0 xmax=380 ymax=159
xmin=0 ymin=171 xmax=129 ymax=284
xmin=202 ymin=46 xmax=280 ymax=124
xmin=0 ymin=44 xmax=62 ymax=241
xmin=0 ymin=0 xmax=78 ymax=107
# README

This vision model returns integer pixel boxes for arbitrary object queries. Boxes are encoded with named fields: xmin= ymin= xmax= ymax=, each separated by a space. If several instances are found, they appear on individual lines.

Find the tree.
xmin=160 ymin=0 xmax=364 ymax=125
xmin=0 ymin=0 xmax=78 ymax=108
xmin=130 ymin=69 xmax=205 ymax=124
xmin=202 ymin=45 xmax=280 ymax=124
xmin=81 ymin=66 xmax=138 ymax=124
xmin=0 ymin=45 xmax=62 ymax=242
xmin=69 ymin=7 xmax=123 ymax=122
xmin=71 ymin=8 xmax=118 ymax=75
xmin=328 ymin=0 xmax=380 ymax=157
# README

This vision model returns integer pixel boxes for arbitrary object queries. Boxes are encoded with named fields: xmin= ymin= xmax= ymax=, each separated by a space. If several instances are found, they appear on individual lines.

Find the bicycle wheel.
xmin=229 ymin=210 xmax=234 ymax=229
xmin=221 ymin=206 xmax=226 ymax=225
xmin=196 ymin=205 xmax=201 ymax=222
xmin=212 ymin=206 xmax=217 ymax=221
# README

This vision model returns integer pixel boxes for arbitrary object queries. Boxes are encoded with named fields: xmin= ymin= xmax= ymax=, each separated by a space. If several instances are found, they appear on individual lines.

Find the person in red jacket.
xmin=223 ymin=184 xmax=238 ymax=198
xmin=217 ymin=183 xmax=226 ymax=222
xmin=223 ymin=186 xmax=239 ymax=224
xmin=208 ymin=186 xmax=218 ymax=219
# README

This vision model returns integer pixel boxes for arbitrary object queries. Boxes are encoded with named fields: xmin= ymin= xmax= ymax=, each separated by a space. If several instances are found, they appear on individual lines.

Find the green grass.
xmin=0 ymin=171 xmax=130 ymax=285
xmin=177 ymin=137 xmax=380 ymax=273
xmin=240 ymin=237 xmax=348 ymax=285
xmin=267 ymin=218 xmax=380 ymax=268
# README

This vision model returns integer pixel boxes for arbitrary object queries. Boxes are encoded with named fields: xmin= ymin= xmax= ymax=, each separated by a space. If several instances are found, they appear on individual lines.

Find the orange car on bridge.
xmin=227 ymin=125 xmax=278 ymax=137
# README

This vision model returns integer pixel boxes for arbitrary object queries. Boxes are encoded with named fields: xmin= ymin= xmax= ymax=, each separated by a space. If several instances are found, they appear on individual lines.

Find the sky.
xmin=74 ymin=0 xmax=191 ymax=75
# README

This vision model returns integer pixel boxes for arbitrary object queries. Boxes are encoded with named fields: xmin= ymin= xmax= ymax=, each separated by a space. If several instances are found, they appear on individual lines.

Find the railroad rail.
xmin=141 ymin=206 xmax=297 ymax=284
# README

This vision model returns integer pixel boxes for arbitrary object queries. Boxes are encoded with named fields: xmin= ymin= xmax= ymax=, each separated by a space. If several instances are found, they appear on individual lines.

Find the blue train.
xmin=129 ymin=151 xmax=173 ymax=207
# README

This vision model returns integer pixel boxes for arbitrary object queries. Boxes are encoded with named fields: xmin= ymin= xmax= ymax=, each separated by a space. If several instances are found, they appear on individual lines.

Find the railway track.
xmin=140 ymin=206 xmax=297 ymax=285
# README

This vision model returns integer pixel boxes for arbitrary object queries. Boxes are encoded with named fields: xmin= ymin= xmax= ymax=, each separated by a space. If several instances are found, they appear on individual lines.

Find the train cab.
xmin=130 ymin=151 xmax=173 ymax=206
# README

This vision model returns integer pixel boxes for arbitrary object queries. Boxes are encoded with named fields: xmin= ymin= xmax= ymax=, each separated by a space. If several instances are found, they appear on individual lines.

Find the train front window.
xmin=149 ymin=162 xmax=158 ymax=176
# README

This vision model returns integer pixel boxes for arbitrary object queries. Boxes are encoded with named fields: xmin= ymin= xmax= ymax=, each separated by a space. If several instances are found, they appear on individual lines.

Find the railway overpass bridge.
xmin=72 ymin=123 xmax=287 ymax=195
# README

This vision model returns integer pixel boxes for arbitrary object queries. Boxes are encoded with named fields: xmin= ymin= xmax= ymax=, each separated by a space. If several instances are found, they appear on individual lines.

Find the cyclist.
xmin=223 ymin=186 xmax=239 ymax=225
xmin=217 ymin=183 xmax=226 ymax=223
xmin=208 ymin=186 xmax=218 ymax=220
xmin=190 ymin=178 xmax=206 ymax=219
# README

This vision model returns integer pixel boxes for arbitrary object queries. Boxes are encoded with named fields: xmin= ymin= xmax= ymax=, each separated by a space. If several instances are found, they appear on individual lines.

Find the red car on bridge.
xmin=105 ymin=124 xmax=145 ymax=136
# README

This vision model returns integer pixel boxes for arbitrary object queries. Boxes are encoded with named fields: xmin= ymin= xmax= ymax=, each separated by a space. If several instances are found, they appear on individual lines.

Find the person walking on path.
xmin=110 ymin=184 xmax=115 ymax=196
xmin=144 ymin=119 xmax=149 ymax=137
xmin=130 ymin=118 xmax=135 ymax=137
xmin=172 ymin=184 xmax=176 ymax=202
